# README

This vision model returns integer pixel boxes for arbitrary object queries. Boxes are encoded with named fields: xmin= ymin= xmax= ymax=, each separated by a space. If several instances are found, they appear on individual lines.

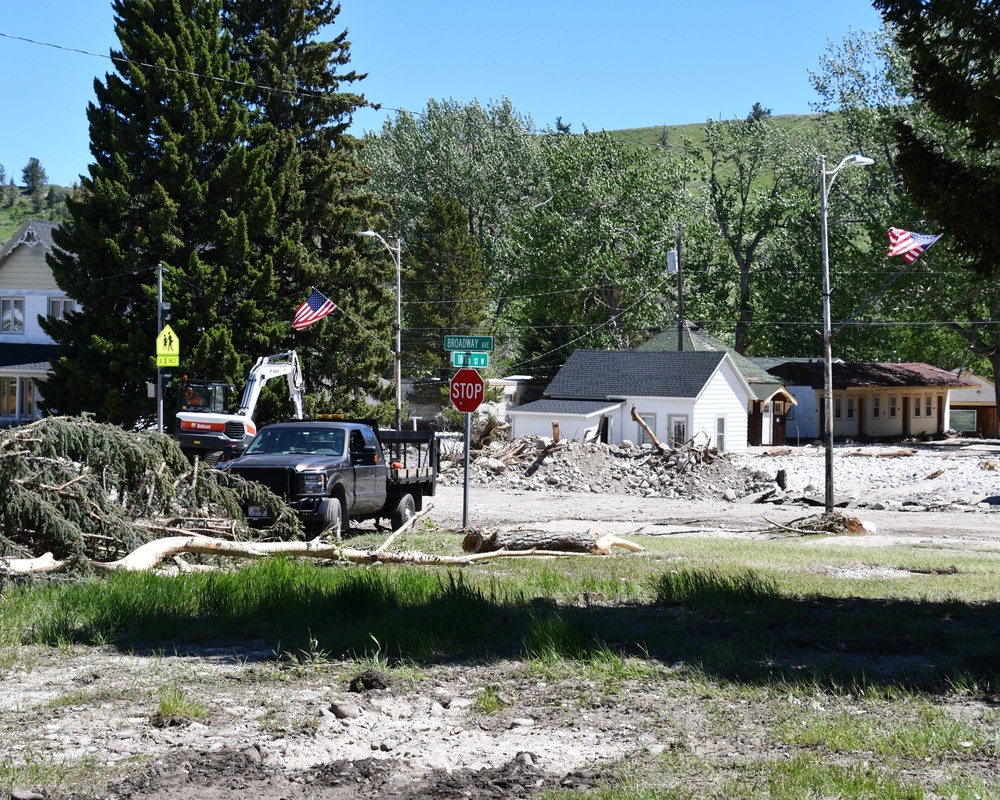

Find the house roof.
xmin=544 ymin=349 xmax=734 ymax=399
xmin=0 ymin=219 xmax=60 ymax=267
xmin=511 ymin=399 xmax=622 ymax=417
xmin=637 ymin=323 xmax=791 ymax=402
xmin=765 ymin=361 xmax=978 ymax=391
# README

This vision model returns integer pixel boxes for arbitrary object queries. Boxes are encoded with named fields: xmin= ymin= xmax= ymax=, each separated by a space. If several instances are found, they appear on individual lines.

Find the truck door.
xmin=361 ymin=426 xmax=388 ymax=512
xmin=348 ymin=428 xmax=380 ymax=513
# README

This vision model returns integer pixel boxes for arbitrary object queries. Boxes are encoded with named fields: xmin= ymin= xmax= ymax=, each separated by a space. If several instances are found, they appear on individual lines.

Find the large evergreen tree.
xmin=41 ymin=0 xmax=391 ymax=426
xmin=221 ymin=0 xmax=392 ymax=417
xmin=403 ymin=195 xmax=489 ymax=404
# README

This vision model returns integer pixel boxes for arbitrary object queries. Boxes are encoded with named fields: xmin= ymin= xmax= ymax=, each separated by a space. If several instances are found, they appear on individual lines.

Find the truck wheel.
xmin=390 ymin=493 xmax=416 ymax=531
xmin=320 ymin=497 xmax=346 ymax=539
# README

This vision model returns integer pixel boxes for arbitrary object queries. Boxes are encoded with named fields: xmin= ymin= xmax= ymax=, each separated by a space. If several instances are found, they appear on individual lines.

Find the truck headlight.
xmin=301 ymin=473 xmax=326 ymax=494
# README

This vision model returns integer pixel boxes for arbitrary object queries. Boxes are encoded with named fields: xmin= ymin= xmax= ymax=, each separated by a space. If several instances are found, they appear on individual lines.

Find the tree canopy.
xmin=40 ymin=0 xmax=391 ymax=427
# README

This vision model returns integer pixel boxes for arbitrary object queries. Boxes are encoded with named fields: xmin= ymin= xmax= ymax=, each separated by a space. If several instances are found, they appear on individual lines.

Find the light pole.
xmin=359 ymin=230 xmax=403 ymax=431
xmin=820 ymin=153 xmax=874 ymax=512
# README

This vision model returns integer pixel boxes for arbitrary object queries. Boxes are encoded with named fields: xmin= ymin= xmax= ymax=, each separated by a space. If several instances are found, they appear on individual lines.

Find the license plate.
xmin=247 ymin=505 xmax=269 ymax=518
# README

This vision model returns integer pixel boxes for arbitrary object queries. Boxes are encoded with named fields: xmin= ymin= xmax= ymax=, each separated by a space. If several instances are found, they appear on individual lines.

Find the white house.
xmin=0 ymin=220 xmax=71 ymax=424
xmin=508 ymin=350 xmax=754 ymax=453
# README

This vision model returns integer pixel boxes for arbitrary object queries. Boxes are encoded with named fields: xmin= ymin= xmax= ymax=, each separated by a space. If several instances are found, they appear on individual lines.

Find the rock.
xmin=11 ymin=790 xmax=46 ymax=800
xmin=722 ymin=488 xmax=737 ymax=502
xmin=510 ymin=717 xmax=535 ymax=728
xmin=330 ymin=701 xmax=362 ymax=719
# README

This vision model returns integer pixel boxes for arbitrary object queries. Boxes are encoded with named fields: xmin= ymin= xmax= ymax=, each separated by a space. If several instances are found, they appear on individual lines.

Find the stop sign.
xmin=450 ymin=367 xmax=485 ymax=413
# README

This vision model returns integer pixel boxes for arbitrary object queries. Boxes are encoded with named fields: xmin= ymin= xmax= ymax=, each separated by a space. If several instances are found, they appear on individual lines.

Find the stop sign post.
xmin=450 ymin=367 xmax=485 ymax=413
xmin=450 ymin=367 xmax=485 ymax=527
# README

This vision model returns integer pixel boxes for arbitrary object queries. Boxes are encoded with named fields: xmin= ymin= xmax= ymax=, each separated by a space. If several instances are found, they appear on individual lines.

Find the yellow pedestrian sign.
xmin=156 ymin=324 xmax=180 ymax=367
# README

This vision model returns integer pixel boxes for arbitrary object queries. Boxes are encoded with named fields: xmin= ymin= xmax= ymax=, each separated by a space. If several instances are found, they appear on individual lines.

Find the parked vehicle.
xmin=174 ymin=351 xmax=305 ymax=462
xmin=218 ymin=419 xmax=438 ymax=537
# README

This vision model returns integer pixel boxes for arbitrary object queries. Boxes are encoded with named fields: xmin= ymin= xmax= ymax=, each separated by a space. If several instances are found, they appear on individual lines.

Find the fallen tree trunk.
xmin=630 ymin=404 xmax=670 ymax=455
xmin=463 ymin=526 xmax=644 ymax=555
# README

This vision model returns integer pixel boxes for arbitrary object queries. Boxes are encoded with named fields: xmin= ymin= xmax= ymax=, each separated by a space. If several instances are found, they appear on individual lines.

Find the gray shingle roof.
xmin=638 ymin=323 xmax=787 ymax=401
xmin=0 ymin=219 xmax=60 ymax=265
xmin=512 ymin=399 xmax=622 ymax=416
xmin=544 ymin=350 xmax=728 ymax=399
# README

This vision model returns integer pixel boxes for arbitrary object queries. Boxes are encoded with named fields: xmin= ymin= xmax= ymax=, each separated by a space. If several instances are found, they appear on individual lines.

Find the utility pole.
xmin=667 ymin=226 xmax=684 ymax=350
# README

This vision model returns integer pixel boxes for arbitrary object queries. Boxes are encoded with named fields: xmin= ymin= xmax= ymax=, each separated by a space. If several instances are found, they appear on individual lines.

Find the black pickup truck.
xmin=218 ymin=419 xmax=438 ymax=537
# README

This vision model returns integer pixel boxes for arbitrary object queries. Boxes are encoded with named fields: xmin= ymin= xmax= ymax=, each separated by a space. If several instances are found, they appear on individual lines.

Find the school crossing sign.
xmin=156 ymin=325 xmax=180 ymax=367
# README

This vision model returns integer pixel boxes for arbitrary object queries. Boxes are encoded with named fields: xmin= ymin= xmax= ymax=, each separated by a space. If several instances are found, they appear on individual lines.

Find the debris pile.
xmin=438 ymin=435 xmax=775 ymax=501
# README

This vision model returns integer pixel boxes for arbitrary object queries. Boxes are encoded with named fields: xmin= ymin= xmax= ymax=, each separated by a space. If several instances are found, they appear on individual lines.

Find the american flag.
xmin=887 ymin=227 xmax=942 ymax=264
xmin=292 ymin=289 xmax=337 ymax=330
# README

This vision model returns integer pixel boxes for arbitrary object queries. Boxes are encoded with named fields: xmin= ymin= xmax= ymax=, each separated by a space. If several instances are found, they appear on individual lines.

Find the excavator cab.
xmin=176 ymin=379 xmax=231 ymax=414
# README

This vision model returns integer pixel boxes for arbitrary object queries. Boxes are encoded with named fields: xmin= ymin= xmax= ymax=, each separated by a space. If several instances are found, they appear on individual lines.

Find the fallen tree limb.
xmin=630 ymin=405 xmax=670 ymax=455
xmin=372 ymin=503 xmax=434 ymax=556
xmin=2 ymin=519 xmax=644 ymax=574
xmin=463 ymin=526 xmax=644 ymax=554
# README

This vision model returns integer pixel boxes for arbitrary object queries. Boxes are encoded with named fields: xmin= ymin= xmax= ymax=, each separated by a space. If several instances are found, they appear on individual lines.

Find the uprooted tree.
xmin=0 ymin=416 xmax=302 ymax=571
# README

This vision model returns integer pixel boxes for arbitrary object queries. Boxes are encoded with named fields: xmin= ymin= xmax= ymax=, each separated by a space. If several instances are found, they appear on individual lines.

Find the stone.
xmin=330 ymin=701 xmax=362 ymax=719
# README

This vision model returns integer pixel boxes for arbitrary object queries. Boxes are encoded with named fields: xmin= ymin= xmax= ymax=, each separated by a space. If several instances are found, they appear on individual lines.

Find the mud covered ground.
xmin=6 ymin=440 xmax=1000 ymax=799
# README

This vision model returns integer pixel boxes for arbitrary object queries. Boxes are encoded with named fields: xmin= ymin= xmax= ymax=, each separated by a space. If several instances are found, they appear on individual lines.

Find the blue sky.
xmin=1 ymin=1 xmax=884 ymax=188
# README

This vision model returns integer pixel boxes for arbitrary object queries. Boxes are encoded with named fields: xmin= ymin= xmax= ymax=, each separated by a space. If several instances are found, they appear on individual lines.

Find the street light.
xmin=819 ymin=153 xmax=874 ymax=512
xmin=359 ymin=230 xmax=403 ymax=431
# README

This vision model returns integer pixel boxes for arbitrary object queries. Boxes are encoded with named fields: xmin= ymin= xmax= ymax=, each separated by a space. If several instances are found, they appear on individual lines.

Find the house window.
xmin=834 ymin=397 xmax=842 ymax=420
xmin=637 ymin=413 xmax=656 ymax=447
xmin=48 ymin=298 xmax=75 ymax=320
xmin=19 ymin=379 xmax=34 ymax=418
xmin=889 ymin=395 xmax=897 ymax=418
xmin=872 ymin=396 xmax=881 ymax=419
xmin=925 ymin=396 xmax=933 ymax=417
xmin=668 ymin=415 xmax=688 ymax=448
xmin=715 ymin=417 xmax=727 ymax=454
xmin=914 ymin=395 xmax=921 ymax=417
xmin=1 ymin=297 xmax=24 ymax=333
xmin=846 ymin=397 xmax=856 ymax=420
xmin=0 ymin=378 xmax=14 ymax=416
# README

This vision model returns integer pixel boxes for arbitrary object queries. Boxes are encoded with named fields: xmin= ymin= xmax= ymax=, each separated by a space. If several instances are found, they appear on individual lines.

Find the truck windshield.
xmin=245 ymin=427 xmax=346 ymax=456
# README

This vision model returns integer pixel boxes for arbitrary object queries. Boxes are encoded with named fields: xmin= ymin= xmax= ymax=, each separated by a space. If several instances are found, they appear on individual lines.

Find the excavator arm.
xmin=236 ymin=351 xmax=305 ymax=420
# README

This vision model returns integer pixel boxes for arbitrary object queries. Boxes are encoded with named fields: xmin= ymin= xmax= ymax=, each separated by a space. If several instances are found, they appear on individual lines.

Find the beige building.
xmin=0 ymin=220 xmax=73 ymax=424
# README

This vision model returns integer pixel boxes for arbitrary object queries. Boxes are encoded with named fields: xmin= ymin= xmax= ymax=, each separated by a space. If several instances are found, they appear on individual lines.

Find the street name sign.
xmin=443 ymin=335 xmax=493 ymax=353
xmin=451 ymin=351 xmax=489 ymax=368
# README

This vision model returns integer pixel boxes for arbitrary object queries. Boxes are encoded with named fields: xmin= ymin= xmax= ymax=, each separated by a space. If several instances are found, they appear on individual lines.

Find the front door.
xmin=772 ymin=401 xmax=787 ymax=446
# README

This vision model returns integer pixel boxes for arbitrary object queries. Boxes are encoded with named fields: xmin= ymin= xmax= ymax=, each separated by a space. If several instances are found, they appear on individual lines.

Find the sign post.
xmin=450 ymin=367 xmax=486 ymax=527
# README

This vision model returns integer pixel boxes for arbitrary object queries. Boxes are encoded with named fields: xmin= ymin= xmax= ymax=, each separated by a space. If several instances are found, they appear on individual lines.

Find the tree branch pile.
xmin=0 ymin=416 xmax=303 ymax=571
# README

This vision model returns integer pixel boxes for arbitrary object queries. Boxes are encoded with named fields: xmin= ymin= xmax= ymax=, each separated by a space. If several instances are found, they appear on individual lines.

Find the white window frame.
xmin=1 ymin=297 xmax=24 ymax=334
xmin=925 ymin=395 xmax=933 ymax=418
xmin=914 ymin=394 xmax=922 ymax=417
xmin=48 ymin=298 xmax=75 ymax=320
xmin=872 ymin=395 xmax=881 ymax=419
xmin=0 ymin=377 xmax=14 ymax=416
xmin=19 ymin=378 xmax=34 ymax=418
xmin=846 ymin=397 xmax=856 ymax=421
xmin=668 ymin=415 xmax=688 ymax=448
xmin=834 ymin=397 xmax=842 ymax=420
xmin=715 ymin=416 xmax=727 ymax=454
xmin=889 ymin=395 xmax=897 ymax=419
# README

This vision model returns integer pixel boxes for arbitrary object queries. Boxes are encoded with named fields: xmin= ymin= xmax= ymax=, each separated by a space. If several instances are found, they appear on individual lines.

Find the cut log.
xmin=463 ymin=526 xmax=644 ymax=554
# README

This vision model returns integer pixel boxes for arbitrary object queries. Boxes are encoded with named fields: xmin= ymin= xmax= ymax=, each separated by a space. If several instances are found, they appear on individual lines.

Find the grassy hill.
xmin=0 ymin=189 xmax=71 ymax=243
